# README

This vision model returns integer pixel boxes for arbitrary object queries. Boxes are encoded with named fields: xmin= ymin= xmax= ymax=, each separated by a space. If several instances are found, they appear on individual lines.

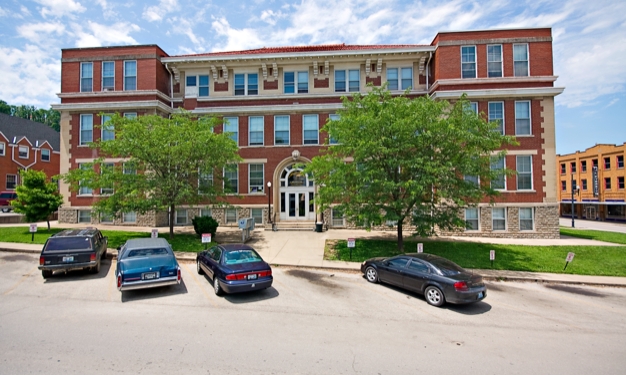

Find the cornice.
xmin=57 ymin=90 xmax=170 ymax=102
xmin=429 ymin=87 xmax=564 ymax=100
xmin=429 ymin=76 xmax=558 ymax=91
xmin=51 ymin=100 xmax=173 ymax=113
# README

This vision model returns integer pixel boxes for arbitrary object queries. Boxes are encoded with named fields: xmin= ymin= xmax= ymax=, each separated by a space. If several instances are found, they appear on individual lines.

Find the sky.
xmin=0 ymin=0 xmax=624 ymax=155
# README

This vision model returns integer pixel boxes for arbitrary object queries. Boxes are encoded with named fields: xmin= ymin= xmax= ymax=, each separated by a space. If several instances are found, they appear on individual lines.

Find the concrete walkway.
xmin=1 ymin=221 xmax=625 ymax=287
xmin=559 ymin=217 xmax=626 ymax=233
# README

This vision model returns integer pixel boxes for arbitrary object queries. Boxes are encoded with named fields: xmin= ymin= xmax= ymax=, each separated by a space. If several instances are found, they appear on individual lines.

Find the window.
xmin=102 ymin=61 xmax=114 ymax=91
xmin=100 ymin=213 xmax=114 ymax=223
xmin=199 ymin=75 xmax=209 ymax=97
xmin=0 ymin=142 xmax=4 ymax=156
xmin=491 ymin=157 xmax=506 ymax=190
xmin=297 ymin=71 xmax=308 ymax=93
xmin=560 ymin=163 xmax=566 ymax=174
xmin=123 ymin=212 xmax=136 ymax=223
xmin=519 ymin=208 xmax=534 ymax=230
xmin=408 ymin=260 xmax=429 ymax=273
xmin=387 ymin=68 xmax=398 ymax=90
xmin=331 ymin=207 xmax=345 ymax=226
xmin=18 ymin=145 xmax=28 ymax=159
xmin=198 ymin=169 xmax=213 ymax=194
xmin=223 ymin=117 xmax=238 ymax=144
xmin=41 ymin=149 xmax=50 ymax=162
xmin=335 ymin=69 xmax=359 ymax=92
xmin=200 ymin=208 xmax=212 ymax=217
xmin=401 ymin=68 xmax=413 ymax=90
xmin=78 ymin=210 xmax=91 ymax=223
xmin=100 ymin=163 xmax=114 ymax=195
xmin=175 ymin=209 xmax=188 ymax=225
xmin=618 ymin=155 xmax=624 ymax=169
xmin=469 ymin=102 xmax=478 ymax=114
xmin=619 ymin=177 xmax=625 ymax=189
xmin=561 ymin=181 xmax=566 ymax=191
xmin=80 ymin=114 xmax=93 ymax=145
xmin=124 ymin=61 xmax=137 ymax=90
xmin=570 ymin=162 xmax=576 ymax=173
xmin=465 ymin=208 xmax=479 ymax=230
xmin=248 ymin=116 xmax=264 ymax=146
xmin=78 ymin=164 xmax=92 ymax=195
xmin=226 ymin=208 xmax=237 ymax=223
xmin=592 ymin=159 xmax=598 ymax=168
xmin=101 ymin=114 xmax=114 ymax=141
xmin=388 ymin=68 xmax=413 ymax=90
xmin=605 ymin=177 xmax=611 ymax=190
xmin=303 ymin=114 xmax=319 ymax=145
xmin=274 ymin=115 xmax=290 ymax=145
xmin=516 ymin=156 xmax=532 ymax=190
xmin=124 ymin=112 xmax=137 ymax=119
xmin=251 ymin=208 xmax=263 ymax=225
xmin=604 ymin=157 xmax=611 ymax=170
xmin=513 ymin=44 xmax=529 ymax=77
xmin=582 ymin=179 xmax=588 ymax=190
xmin=187 ymin=75 xmax=197 ymax=90
xmin=328 ymin=114 xmax=340 ymax=145
xmin=487 ymin=45 xmax=502 ymax=77
xmin=6 ymin=174 xmax=17 ymax=190
xmin=234 ymin=73 xmax=258 ymax=95
xmin=123 ymin=162 xmax=136 ymax=175
xmin=464 ymin=175 xmax=479 ymax=185
xmin=488 ymin=102 xmax=504 ymax=134
xmin=515 ymin=101 xmax=531 ymax=135
xmin=581 ymin=160 xmax=587 ymax=172
xmin=284 ymin=72 xmax=295 ymax=94
xmin=492 ymin=207 xmax=506 ymax=230
xmin=249 ymin=164 xmax=264 ymax=193
xmin=461 ymin=46 xmax=476 ymax=79
xmin=80 ymin=62 xmax=93 ymax=92
xmin=224 ymin=165 xmax=238 ymax=194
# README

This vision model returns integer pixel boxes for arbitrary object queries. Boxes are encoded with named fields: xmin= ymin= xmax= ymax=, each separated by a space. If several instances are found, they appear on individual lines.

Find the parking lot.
xmin=1 ymin=252 xmax=625 ymax=374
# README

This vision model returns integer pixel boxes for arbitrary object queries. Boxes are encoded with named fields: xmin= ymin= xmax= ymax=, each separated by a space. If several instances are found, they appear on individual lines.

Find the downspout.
xmin=425 ymin=51 xmax=432 ymax=92
xmin=164 ymin=63 xmax=174 ymax=112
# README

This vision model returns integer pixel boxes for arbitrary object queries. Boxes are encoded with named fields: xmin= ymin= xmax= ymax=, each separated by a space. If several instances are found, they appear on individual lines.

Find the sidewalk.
xmin=1 ymin=222 xmax=626 ymax=287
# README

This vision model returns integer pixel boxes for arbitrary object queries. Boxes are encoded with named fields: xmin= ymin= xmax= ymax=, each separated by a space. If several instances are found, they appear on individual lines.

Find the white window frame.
xmin=516 ymin=155 xmax=533 ymax=190
xmin=249 ymin=163 xmax=264 ymax=193
xmin=513 ymin=44 xmax=529 ymax=77
xmin=41 ymin=148 xmax=50 ymax=162
xmin=0 ymin=142 xmax=5 ymax=156
xmin=487 ymin=44 xmax=503 ymax=78
xmin=175 ymin=209 xmax=188 ymax=225
xmin=200 ymin=208 xmax=212 ymax=217
xmin=123 ymin=60 xmax=137 ymax=91
xmin=223 ymin=117 xmax=239 ymax=145
xmin=234 ymin=73 xmax=258 ymax=96
xmin=78 ymin=210 xmax=91 ymax=223
xmin=223 ymin=165 xmax=238 ymax=194
xmin=328 ymin=114 xmax=340 ymax=145
xmin=519 ymin=207 xmax=534 ymax=231
xmin=198 ymin=169 xmax=213 ymax=195
xmin=18 ymin=145 xmax=29 ymax=159
xmin=251 ymin=208 xmax=263 ymax=225
xmin=101 ymin=114 xmax=114 ymax=141
xmin=198 ymin=75 xmax=209 ymax=97
xmin=465 ymin=208 xmax=479 ymax=231
xmin=102 ymin=61 xmax=115 ymax=91
xmin=100 ymin=213 xmax=114 ymax=223
xmin=80 ymin=114 xmax=93 ymax=145
xmin=335 ymin=69 xmax=360 ymax=92
xmin=6 ymin=174 xmax=17 ymax=190
xmin=100 ymin=162 xmax=114 ymax=195
xmin=386 ymin=68 xmax=399 ymax=90
xmin=303 ymin=114 xmax=319 ymax=145
xmin=274 ymin=115 xmax=290 ymax=145
xmin=400 ymin=67 xmax=413 ymax=90
xmin=488 ymin=101 xmax=504 ymax=135
xmin=515 ymin=101 xmax=532 ymax=135
xmin=331 ymin=207 xmax=345 ymax=227
xmin=491 ymin=156 xmax=506 ymax=191
xmin=124 ymin=112 xmax=137 ymax=119
xmin=492 ymin=207 xmax=506 ymax=231
xmin=78 ymin=163 xmax=92 ymax=196
xmin=225 ymin=208 xmax=237 ymax=223
xmin=469 ymin=102 xmax=478 ymax=114
xmin=461 ymin=45 xmax=477 ymax=79
xmin=80 ymin=62 xmax=93 ymax=92
xmin=123 ymin=211 xmax=137 ymax=223
xmin=464 ymin=175 xmax=479 ymax=185
xmin=248 ymin=116 xmax=264 ymax=146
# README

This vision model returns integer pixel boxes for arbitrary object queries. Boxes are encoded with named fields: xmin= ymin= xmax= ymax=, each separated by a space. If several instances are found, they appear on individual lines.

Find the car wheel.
xmin=42 ymin=270 xmax=52 ymax=279
xmin=425 ymin=286 xmax=445 ymax=307
xmin=92 ymin=260 xmax=101 ymax=274
xmin=213 ymin=276 xmax=223 ymax=296
xmin=197 ymin=260 xmax=204 ymax=275
xmin=1 ymin=208 xmax=8 ymax=213
xmin=365 ymin=266 xmax=379 ymax=283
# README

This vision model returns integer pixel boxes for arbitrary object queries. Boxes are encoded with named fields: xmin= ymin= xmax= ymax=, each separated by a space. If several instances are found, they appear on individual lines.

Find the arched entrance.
xmin=278 ymin=164 xmax=315 ymax=221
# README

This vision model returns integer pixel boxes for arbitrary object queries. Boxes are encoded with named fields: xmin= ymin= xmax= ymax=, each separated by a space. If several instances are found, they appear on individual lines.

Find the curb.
xmin=479 ymin=275 xmax=626 ymax=287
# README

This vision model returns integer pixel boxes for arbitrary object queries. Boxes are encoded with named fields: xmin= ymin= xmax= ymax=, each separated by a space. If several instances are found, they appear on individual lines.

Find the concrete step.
xmin=265 ymin=222 xmax=322 ymax=231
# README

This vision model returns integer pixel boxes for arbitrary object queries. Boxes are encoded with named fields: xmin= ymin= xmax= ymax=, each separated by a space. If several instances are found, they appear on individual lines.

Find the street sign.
xmin=566 ymin=252 xmax=575 ymax=262
xmin=151 ymin=229 xmax=158 ymax=238
xmin=417 ymin=243 xmax=423 ymax=253
xmin=347 ymin=238 xmax=355 ymax=248
xmin=29 ymin=224 xmax=37 ymax=233
xmin=202 ymin=233 xmax=212 ymax=243
xmin=490 ymin=250 xmax=495 ymax=261
xmin=592 ymin=166 xmax=599 ymax=197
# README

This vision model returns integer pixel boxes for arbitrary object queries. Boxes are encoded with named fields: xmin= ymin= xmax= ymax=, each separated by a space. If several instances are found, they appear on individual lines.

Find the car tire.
xmin=213 ymin=276 xmax=223 ymax=296
xmin=1 ymin=208 xmax=8 ymax=213
xmin=42 ymin=270 xmax=52 ymax=279
xmin=92 ymin=260 xmax=101 ymax=274
xmin=365 ymin=266 xmax=379 ymax=283
xmin=425 ymin=286 xmax=445 ymax=307
xmin=197 ymin=260 xmax=204 ymax=275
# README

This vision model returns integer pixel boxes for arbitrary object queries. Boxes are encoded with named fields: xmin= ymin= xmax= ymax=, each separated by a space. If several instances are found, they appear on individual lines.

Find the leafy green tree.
xmin=63 ymin=112 xmax=241 ymax=239
xmin=0 ymin=100 xmax=11 ymax=115
xmin=0 ymin=100 xmax=60 ymax=131
xmin=12 ymin=169 xmax=64 ymax=231
xmin=307 ymin=87 xmax=517 ymax=251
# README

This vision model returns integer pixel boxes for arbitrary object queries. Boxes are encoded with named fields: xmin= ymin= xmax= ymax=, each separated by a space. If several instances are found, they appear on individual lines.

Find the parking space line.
xmin=180 ymin=262 xmax=218 ymax=308
xmin=108 ymin=260 xmax=116 ymax=301
xmin=2 ymin=266 xmax=37 ymax=296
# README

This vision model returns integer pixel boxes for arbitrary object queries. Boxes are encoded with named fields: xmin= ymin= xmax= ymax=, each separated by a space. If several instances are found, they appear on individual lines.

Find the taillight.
xmin=258 ymin=270 xmax=272 ymax=277
xmin=177 ymin=268 xmax=181 ymax=281
xmin=90 ymin=253 xmax=96 ymax=261
xmin=454 ymin=281 xmax=468 ymax=291
xmin=117 ymin=274 xmax=122 ymax=288
xmin=39 ymin=256 xmax=44 ymax=265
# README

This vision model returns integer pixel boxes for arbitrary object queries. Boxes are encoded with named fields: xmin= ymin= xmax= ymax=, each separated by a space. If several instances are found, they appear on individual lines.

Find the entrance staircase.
xmin=265 ymin=221 xmax=319 ymax=231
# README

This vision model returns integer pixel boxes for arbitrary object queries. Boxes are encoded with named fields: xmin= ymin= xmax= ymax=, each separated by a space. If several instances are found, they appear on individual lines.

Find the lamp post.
xmin=267 ymin=181 xmax=272 ymax=224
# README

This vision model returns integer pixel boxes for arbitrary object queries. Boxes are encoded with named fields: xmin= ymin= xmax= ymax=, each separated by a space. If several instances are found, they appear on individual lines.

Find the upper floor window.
xmin=41 ymin=149 xmax=50 ymax=162
xmin=0 ymin=142 xmax=5 ymax=156
xmin=303 ymin=114 xmax=319 ymax=145
xmin=604 ymin=157 xmax=611 ymax=169
xmin=582 ymin=179 xmax=588 ymax=190
xmin=284 ymin=71 xmax=308 ymax=94
xmin=605 ymin=177 xmax=611 ymax=190
xmin=124 ymin=112 xmax=137 ymax=119
xmin=517 ymin=155 xmax=532 ymax=190
xmin=102 ymin=61 xmax=114 ymax=91
xmin=560 ymin=163 xmax=566 ymax=174
xmin=249 ymin=116 xmax=264 ymax=146
xmin=335 ymin=69 xmax=359 ymax=92
xmin=515 ymin=101 xmax=531 ymax=135
xmin=124 ymin=61 xmax=137 ymax=91
xmin=488 ymin=102 xmax=504 ymax=134
xmin=80 ymin=114 xmax=93 ymax=145
xmin=618 ymin=155 xmax=624 ymax=169
xmin=274 ymin=115 xmax=290 ymax=145
xmin=468 ymin=102 xmax=478 ymax=114
xmin=387 ymin=68 xmax=413 ymax=90
xmin=461 ymin=46 xmax=476 ymax=79
xmin=80 ymin=62 xmax=93 ymax=92
xmin=513 ymin=44 xmax=529 ymax=77
xmin=328 ymin=114 xmax=340 ymax=145
xmin=198 ymin=169 xmax=213 ymax=194
xmin=249 ymin=164 xmax=264 ymax=193
xmin=186 ymin=75 xmax=210 ymax=97
xmin=6 ymin=174 xmax=17 ymax=190
xmin=198 ymin=75 xmax=209 ymax=97
xmin=223 ymin=117 xmax=238 ymax=144
xmin=223 ymin=165 xmax=238 ymax=194
xmin=234 ymin=73 xmax=258 ymax=96
xmin=101 ymin=114 xmax=114 ymax=141
xmin=570 ymin=162 xmax=576 ymax=173
xmin=619 ymin=176 xmax=625 ymax=190
xmin=561 ymin=180 xmax=566 ymax=191
xmin=581 ymin=160 xmax=587 ymax=172
xmin=592 ymin=159 xmax=598 ymax=168
xmin=487 ymin=45 xmax=502 ymax=78
xmin=491 ymin=157 xmax=506 ymax=190
xmin=78 ymin=164 xmax=92 ymax=195
xmin=18 ymin=145 xmax=29 ymax=159
xmin=101 ymin=163 xmax=114 ymax=195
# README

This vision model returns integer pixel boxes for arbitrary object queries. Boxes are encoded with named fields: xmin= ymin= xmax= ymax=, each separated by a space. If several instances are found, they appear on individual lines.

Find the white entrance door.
xmin=286 ymin=190 xmax=315 ymax=220
xmin=279 ymin=165 xmax=315 ymax=221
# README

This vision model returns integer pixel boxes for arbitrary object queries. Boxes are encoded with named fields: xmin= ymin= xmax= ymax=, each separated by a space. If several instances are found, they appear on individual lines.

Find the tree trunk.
xmin=47 ymin=220 xmax=50 ymax=231
xmin=169 ymin=204 xmax=175 ymax=240
xmin=397 ymin=220 xmax=404 ymax=252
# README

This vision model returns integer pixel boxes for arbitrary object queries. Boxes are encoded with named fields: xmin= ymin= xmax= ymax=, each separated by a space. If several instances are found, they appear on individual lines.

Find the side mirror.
xmin=382 ymin=261 xmax=389 ymax=266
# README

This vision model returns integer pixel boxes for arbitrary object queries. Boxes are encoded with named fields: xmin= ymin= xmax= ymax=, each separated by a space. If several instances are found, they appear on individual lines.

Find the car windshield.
xmin=44 ymin=237 xmax=92 ymax=252
xmin=125 ymin=248 xmax=169 ymax=258
xmin=429 ymin=258 xmax=466 ymax=276
xmin=0 ymin=193 xmax=15 ymax=199
xmin=224 ymin=249 xmax=262 ymax=265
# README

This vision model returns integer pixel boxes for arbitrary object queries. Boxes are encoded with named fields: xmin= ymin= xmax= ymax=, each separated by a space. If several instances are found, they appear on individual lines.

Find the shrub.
xmin=192 ymin=216 xmax=219 ymax=238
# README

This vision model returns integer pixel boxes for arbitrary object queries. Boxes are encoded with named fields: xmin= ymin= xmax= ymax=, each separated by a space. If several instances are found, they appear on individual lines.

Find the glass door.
xmin=287 ymin=191 xmax=314 ymax=220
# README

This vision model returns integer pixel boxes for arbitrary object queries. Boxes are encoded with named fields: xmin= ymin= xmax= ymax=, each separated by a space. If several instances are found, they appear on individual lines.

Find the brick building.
xmin=0 ymin=113 xmax=60 ymax=193
xmin=52 ymin=27 xmax=563 ymax=238
xmin=557 ymin=144 xmax=626 ymax=222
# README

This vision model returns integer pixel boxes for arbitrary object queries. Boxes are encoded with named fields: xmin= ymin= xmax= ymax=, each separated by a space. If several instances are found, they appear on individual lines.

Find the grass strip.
xmin=559 ymin=227 xmax=626 ymax=245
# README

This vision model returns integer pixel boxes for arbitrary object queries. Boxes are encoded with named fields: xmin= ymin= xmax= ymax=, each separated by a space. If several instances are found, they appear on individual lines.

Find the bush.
xmin=192 ymin=216 xmax=219 ymax=238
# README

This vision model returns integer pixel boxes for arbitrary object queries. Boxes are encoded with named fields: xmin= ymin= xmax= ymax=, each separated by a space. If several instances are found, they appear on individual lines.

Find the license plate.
xmin=62 ymin=256 xmax=74 ymax=262
xmin=142 ymin=272 xmax=158 ymax=280
xmin=478 ymin=292 xmax=483 ymax=299
xmin=247 ymin=274 xmax=257 ymax=280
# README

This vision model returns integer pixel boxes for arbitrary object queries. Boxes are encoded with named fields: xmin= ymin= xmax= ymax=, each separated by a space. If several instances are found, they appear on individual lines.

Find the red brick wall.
xmin=0 ymin=138 xmax=60 ymax=191
xmin=264 ymin=80 xmax=278 ymax=90
xmin=365 ymin=76 xmax=381 ymax=86
xmin=314 ymin=78 xmax=329 ymax=88
xmin=214 ymin=82 xmax=229 ymax=92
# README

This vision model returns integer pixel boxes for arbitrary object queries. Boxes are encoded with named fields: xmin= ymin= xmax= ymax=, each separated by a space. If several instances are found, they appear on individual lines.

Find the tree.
xmin=12 ymin=169 xmax=64 ymax=231
xmin=0 ymin=100 xmax=11 ymax=115
xmin=63 ymin=112 xmax=241 ymax=239
xmin=307 ymin=87 xmax=517 ymax=251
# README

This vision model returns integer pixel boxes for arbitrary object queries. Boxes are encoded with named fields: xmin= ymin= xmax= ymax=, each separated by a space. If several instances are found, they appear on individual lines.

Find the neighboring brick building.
xmin=557 ymin=144 xmax=626 ymax=222
xmin=0 ymin=113 xmax=61 ymax=192
xmin=52 ymin=28 xmax=563 ymax=238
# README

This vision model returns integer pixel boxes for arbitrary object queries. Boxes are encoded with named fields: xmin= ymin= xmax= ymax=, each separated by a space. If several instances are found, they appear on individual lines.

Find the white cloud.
xmin=35 ymin=0 xmax=85 ymax=18
xmin=143 ymin=0 xmax=178 ymax=22
xmin=70 ymin=21 xmax=140 ymax=47
xmin=94 ymin=0 xmax=116 ymax=19
xmin=17 ymin=22 xmax=66 ymax=45
xmin=260 ymin=9 xmax=285 ymax=26
xmin=168 ymin=17 xmax=206 ymax=52
xmin=604 ymin=99 xmax=619 ymax=108
xmin=211 ymin=17 xmax=264 ymax=51
xmin=0 ymin=7 xmax=7 ymax=17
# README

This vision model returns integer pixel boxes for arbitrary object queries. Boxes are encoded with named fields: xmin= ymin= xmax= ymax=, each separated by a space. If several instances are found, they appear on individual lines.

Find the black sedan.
xmin=361 ymin=253 xmax=486 ymax=307
xmin=196 ymin=244 xmax=272 ymax=296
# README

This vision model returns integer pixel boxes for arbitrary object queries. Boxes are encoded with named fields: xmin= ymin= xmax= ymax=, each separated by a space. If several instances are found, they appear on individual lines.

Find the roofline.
xmin=435 ymin=26 xmax=552 ymax=35
xmin=62 ymin=44 xmax=168 ymax=55
xmin=556 ymin=142 xmax=626 ymax=157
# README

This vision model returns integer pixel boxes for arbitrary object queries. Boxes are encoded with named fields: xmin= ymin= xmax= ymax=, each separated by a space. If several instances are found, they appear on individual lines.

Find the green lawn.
xmin=0 ymin=227 xmax=210 ymax=253
xmin=560 ymin=227 xmax=626 ymax=245
xmin=326 ymin=239 xmax=626 ymax=277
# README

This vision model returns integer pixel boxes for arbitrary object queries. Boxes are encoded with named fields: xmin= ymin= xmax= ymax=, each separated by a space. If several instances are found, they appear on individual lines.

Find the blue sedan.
xmin=116 ymin=238 xmax=181 ymax=292
xmin=196 ymin=244 xmax=273 ymax=296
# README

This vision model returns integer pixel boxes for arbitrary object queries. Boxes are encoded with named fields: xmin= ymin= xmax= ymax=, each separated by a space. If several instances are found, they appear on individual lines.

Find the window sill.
xmin=514 ymin=134 xmax=533 ymax=137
